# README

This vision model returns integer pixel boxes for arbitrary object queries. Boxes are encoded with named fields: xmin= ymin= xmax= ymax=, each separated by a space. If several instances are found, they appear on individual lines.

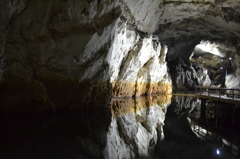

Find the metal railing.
xmin=195 ymin=86 xmax=240 ymax=100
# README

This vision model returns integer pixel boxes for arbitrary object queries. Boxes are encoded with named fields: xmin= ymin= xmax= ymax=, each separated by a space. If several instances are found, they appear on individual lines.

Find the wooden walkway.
xmin=195 ymin=86 xmax=240 ymax=106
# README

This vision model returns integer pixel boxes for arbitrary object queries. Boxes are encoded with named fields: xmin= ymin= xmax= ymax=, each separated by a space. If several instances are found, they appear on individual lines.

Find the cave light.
xmin=216 ymin=149 xmax=220 ymax=155
xmin=195 ymin=41 xmax=224 ymax=57
xmin=220 ymin=67 xmax=223 ymax=69
xmin=229 ymin=57 xmax=232 ymax=60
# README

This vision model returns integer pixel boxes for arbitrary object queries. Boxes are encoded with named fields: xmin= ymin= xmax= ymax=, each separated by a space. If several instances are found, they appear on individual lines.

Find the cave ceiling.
xmin=124 ymin=0 xmax=240 ymax=60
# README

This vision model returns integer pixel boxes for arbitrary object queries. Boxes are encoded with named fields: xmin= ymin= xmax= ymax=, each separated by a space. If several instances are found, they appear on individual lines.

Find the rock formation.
xmin=168 ymin=59 xmax=211 ymax=90
xmin=225 ymin=40 xmax=240 ymax=90
xmin=0 ymin=0 xmax=240 ymax=112
xmin=105 ymin=94 xmax=171 ymax=158
xmin=0 ymin=0 xmax=172 ymax=112
xmin=190 ymin=41 xmax=236 ymax=86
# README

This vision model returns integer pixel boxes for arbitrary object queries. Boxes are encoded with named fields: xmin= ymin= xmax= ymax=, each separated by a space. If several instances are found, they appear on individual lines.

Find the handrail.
xmin=195 ymin=86 xmax=240 ymax=91
xmin=195 ymin=86 xmax=240 ymax=100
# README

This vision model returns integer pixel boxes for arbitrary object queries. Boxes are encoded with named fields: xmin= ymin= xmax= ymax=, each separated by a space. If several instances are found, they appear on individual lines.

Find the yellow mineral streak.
xmin=112 ymin=81 xmax=172 ymax=97
xmin=110 ymin=94 xmax=172 ymax=117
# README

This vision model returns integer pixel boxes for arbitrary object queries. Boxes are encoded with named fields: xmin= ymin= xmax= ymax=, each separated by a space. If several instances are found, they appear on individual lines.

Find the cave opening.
xmin=190 ymin=40 xmax=236 ymax=87
xmin=163 ymin=33 xmax=239 ymax=91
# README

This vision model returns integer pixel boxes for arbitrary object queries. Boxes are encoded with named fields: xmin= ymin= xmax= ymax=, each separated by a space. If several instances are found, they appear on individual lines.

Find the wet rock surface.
xmin=0 ymin=0 xmax=120 ymax=112
xmin=0 ymin=0 xmax=172 ymax=112
xmin=0 ymin=0 xmax=240 ymax=112
xmin=168 ymin=59 xmax=211 ymax=90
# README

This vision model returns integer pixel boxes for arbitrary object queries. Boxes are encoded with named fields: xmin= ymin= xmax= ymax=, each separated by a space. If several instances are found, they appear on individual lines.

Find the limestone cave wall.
xmin=226 ymin=40 xmax=240 ymax=89
xmin=0 ymin=0 xmax=172 ymax=112
xmin=0 ymin=0 xmax=240 ymax=112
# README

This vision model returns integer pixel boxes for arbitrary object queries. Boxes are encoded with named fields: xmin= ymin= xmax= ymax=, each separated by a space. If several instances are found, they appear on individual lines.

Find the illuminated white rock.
xmin=104 ymin=96 xmax=170 ymax=158
xmin=195 ymin=41 xmax=236 ymax=58
xmin=225 ymin=41 xmax=240 ymax=89
xmin=0 ymin=0 xmax=240 ymax=112
xmin=103 ymin=19 xmax=172 ymax=97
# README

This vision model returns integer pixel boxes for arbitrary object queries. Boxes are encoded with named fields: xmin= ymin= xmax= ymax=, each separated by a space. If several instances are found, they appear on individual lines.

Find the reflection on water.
xmin=161 ymin=95 xmax=239 ymax=159
xmin=0 ymin=94 xmax=239 ymax=159
xmin=106 ymin=95 xmax=171 ymax=159
xmin=192 ymin=100 xmax=240 ymax=159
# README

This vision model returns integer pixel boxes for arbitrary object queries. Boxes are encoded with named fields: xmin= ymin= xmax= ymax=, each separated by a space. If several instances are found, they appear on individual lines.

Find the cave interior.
xmin=0 ymin=1 xmax=240 ymax=158
xmin=0 ymin=0 xmax=240 ymax=112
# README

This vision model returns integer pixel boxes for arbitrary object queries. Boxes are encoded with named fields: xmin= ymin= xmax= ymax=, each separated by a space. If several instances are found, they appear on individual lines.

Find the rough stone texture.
xmin=125 ymin=0 xmax=240 ymax=91
xmin=168 ymin=59 xmax=211 ymax=90
xmin=156 ymin=0 xmax=240 ymax=61
xmin=1 ymin=0 xmax=240 ymax=112
xmin=0 ymin=0 xmax=173 ymax=112
xmin=108 ymin=29 xmax=172 ymax=97
xmin=0 ymin=0 xmax=121 ymax=112
xmin=155 ymin=0 xmax=240 ymax=90
xmin=225 ymin=40 xmax=240 ymax=90
xmin=190 ymin=41 xmax=236 ymax=86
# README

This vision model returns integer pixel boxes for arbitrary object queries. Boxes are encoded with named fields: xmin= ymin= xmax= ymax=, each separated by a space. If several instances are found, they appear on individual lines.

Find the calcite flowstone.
xmin=110 ymin=94 xmax=171 ymax=117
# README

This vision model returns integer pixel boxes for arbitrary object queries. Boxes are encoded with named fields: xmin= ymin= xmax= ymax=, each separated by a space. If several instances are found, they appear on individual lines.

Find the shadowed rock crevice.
xmin=0 ymin=0 xmax=120 ymax=112
xmin=168 ymin=59 xmax=211 ymax=90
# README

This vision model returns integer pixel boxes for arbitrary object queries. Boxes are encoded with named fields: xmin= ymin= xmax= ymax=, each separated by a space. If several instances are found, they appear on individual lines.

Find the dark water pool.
xmin=0 ymin=94 xmax=239 ymax=159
